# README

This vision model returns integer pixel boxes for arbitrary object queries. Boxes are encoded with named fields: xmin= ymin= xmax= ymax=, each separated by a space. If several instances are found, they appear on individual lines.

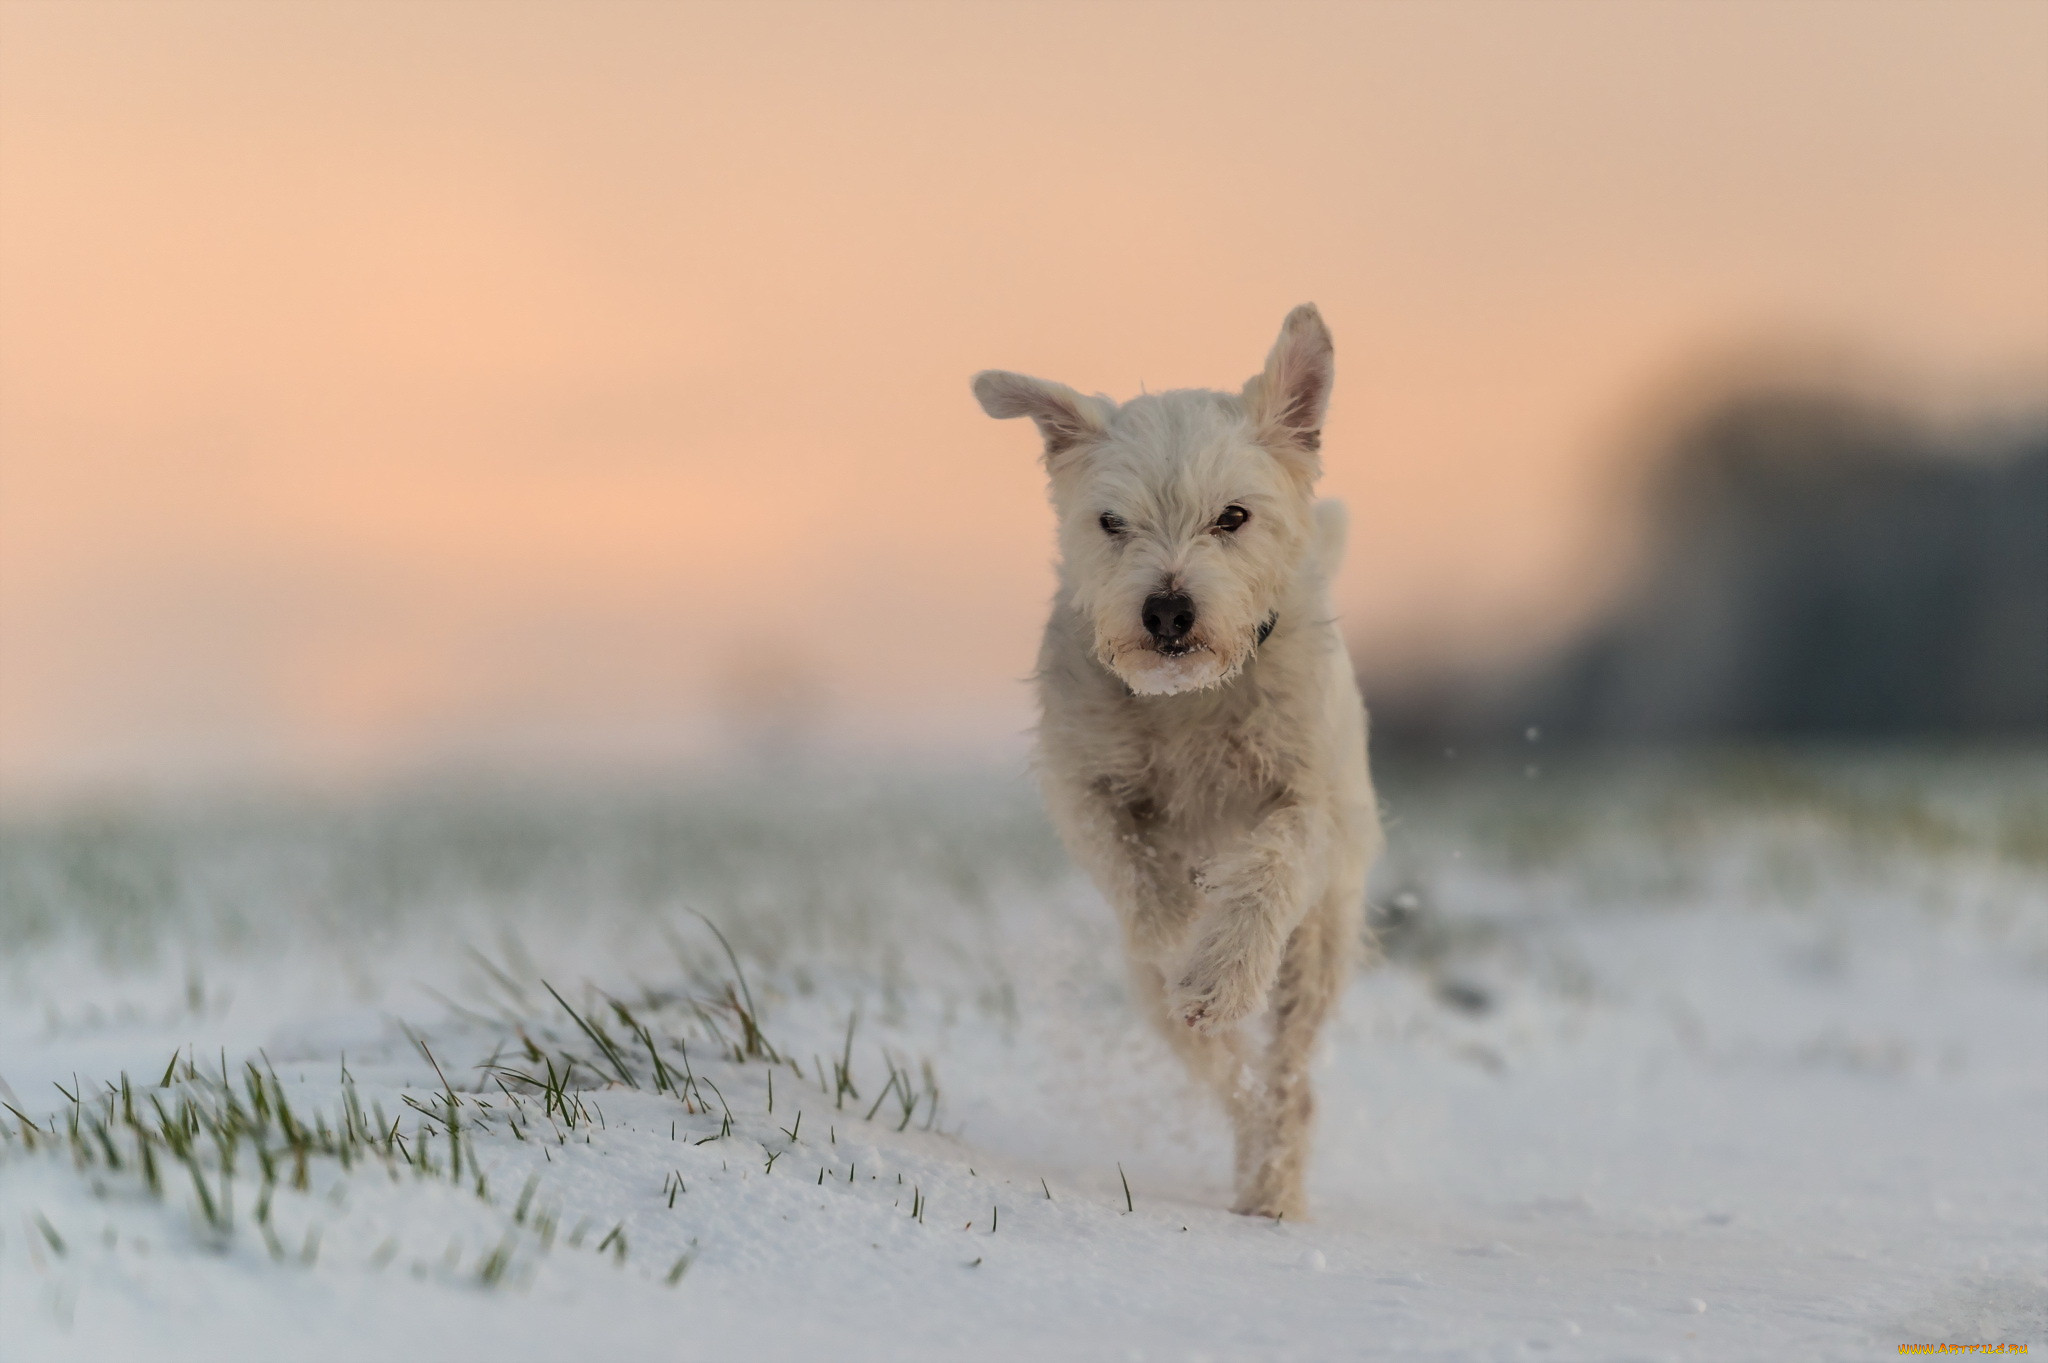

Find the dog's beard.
xmin=1101 ymin=640 xmax=1241 ymax=696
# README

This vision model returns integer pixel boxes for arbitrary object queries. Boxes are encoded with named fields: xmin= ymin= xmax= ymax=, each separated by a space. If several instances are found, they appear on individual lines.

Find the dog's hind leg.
xmin=1230 ymin=901 xmax=1350 ymax=1220
xmin=1130 ymin=963 xmax=1257 ymax=1159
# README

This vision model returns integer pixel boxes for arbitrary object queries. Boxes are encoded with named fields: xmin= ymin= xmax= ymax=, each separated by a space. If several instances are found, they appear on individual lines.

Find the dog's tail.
xmin=1311 ymin=499 xmax=1349 ymax=578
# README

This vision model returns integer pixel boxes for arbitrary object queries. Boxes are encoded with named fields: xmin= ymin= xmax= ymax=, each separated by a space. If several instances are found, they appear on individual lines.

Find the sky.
xmin=2 ymin=0 xmax=2044 ymax=796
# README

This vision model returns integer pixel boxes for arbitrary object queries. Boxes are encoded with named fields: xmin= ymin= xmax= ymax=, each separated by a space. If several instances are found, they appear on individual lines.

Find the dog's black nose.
xmin=1141 ymin=592 xmax=1197 ymax=644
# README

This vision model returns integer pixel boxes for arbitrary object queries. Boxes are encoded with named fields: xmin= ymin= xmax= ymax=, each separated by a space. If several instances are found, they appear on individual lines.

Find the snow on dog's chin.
xmin=1113 ymin=646 xmax=1234 ymax=696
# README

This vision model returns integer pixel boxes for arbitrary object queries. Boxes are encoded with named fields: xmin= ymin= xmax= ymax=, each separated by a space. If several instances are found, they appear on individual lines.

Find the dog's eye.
xmin=1098 ymin=512 xmax=1127 ymax=535
xmin=1213 ymin=505 xmax=1250 ymax=533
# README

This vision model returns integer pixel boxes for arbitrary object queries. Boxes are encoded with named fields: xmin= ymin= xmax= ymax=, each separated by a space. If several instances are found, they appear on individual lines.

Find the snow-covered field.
xmin=3 ymin=748 xmax=2044 ymax=1361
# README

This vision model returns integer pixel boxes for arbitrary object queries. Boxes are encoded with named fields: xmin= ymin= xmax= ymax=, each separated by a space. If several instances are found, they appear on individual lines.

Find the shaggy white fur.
xmin=973 ymin=305 xmax=1382 ymax=1219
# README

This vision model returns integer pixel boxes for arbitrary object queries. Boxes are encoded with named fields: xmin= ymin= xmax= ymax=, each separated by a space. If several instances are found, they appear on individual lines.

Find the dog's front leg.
xmin=1172 ymin=801 xmax=1327 ymax=1033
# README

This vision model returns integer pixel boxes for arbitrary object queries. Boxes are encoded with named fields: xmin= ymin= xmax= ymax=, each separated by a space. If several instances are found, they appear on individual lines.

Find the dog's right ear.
xmin=972 ymin=371 xmax=1113 ymax=467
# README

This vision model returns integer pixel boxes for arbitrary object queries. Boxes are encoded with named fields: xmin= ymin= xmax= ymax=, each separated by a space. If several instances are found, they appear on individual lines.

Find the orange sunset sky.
xmin=2 ymin=0 xmax=2044 ymax=796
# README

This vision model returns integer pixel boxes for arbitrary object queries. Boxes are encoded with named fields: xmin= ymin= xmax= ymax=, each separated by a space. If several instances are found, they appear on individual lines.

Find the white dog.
xmin=974 ymin=304 xmax=1382 ymax=1220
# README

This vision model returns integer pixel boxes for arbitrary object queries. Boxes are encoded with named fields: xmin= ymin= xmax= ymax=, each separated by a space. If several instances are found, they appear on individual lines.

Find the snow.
xmin=3 ymin=750 xmax=2045 ymax=1360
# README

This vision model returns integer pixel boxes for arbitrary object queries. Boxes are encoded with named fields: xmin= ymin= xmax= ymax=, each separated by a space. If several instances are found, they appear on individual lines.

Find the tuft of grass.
xmin=0 ymin=1060 xmax=545 ymax=1269
xmin=835 ymin=1009 xmax=861 ymax=1109
xmin=595 ymin=1221 xmax=627 ymax=1264
xmin=476 ymin=1233 xmax=517 ymax=1287
xmin=543 ymin=981 xmax=639 ymax=1089
xmin=688 ymin=910 xmax=778 ymax=1062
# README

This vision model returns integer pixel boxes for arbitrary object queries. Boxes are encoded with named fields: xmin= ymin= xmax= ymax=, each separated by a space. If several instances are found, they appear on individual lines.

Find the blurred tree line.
xmin=1369 ymin=388 xmax=2048 ymax=746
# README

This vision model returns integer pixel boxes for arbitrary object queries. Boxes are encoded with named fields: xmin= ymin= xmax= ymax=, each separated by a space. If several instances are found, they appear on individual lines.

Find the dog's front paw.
xmin=1169 ymin=959 xmax=1264 ymax=1034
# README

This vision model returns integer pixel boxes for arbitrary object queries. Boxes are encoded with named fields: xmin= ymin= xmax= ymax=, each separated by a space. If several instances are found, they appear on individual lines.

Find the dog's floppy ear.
xmin=972 ymin=371 xmax=1113 ymax=466
xmin=1243 ymin=304 xmax=1333 ymax=477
